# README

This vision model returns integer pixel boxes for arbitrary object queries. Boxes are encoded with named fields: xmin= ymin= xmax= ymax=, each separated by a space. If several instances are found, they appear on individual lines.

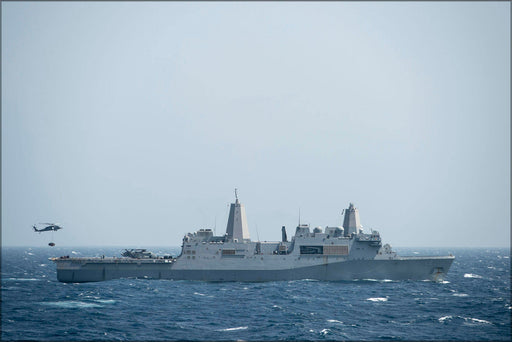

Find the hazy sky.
xmin=2 ymin=2 xmax=510 ymax=248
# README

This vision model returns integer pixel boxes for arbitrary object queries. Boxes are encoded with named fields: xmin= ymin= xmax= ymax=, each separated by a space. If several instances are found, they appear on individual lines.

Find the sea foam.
xmin=367 ymin=297 xmax=388 ymax=302
xmin=42 ymin=301 xmax=102 ymax=308
xmin=218 ymin=326 xmax=248 ymax=332
xmin=464 ymin=273 xmax=483 ymax=279
xmin=438 ymin=315 xmax=452 ymax=322
xmin=327 ymin=319 xmax=343 ymax=324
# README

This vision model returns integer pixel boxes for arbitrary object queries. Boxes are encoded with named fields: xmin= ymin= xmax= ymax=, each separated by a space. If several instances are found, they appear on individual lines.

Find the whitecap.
xmin=367 ymin=297 xmax=388 ymax=302
xmin=217 ymin=326 xmax=248 ymax=332
xmin=71 ymin=251 xmax=79 ymax=254
xmin=193 ymin=292 xmax=206 ymax=296
xmin=95 ymin=299 xmax=116 ymax=304
xmin=452 ymin=293 xmax=469 ymax=297
xmin=27 ymin=252 xmax=34 ymax=256
xmin=464 ymin=273 xmax=483 ymax=279
xmin=327 ymin=319 xmax=343 ymax=324
xmin=362 ymin=278 xmax=393 ymax=282
xmin=320 ymin=329 xmax=330 ymax=335
xmin=39 ymin=264 xmax=47 ymax=267
xmin=5 ymin=278 xmax=40 ymax=281
xmin=438 ymin=315 xmax=452 ymax=322
xmin=42 ymin=301 xmax=102 ymax=308
xmin=465 ymin=317 xmax=492 ymax=325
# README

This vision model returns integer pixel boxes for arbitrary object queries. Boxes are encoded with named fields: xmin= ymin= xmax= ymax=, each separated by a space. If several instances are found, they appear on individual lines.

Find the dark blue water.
xmin=2 ymin=246 xmax=510 ymax=341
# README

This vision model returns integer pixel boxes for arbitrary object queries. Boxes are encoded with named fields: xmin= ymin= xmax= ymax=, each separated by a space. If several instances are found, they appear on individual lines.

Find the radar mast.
xmin=225 ymin=189 xmax=250 ymax=242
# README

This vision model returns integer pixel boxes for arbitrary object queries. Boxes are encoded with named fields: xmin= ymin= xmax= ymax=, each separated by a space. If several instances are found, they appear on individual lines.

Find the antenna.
xmin=255 ymin=223 xmax=260 ymax=242
xmin=235 ymin=188 xmax=238 ymax=200
xmin=214 ymin=216 xmax=217 ymax=235
xmin=298 ymin=208 xmax=301 ymax=226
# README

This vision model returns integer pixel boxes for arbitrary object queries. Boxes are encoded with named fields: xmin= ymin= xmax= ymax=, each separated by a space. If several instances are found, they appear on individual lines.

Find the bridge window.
xmin=300 ymin=245 xmax=323 ymax=254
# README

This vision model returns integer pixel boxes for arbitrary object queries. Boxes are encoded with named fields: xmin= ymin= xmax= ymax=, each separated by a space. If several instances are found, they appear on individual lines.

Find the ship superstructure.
xmin=51 ymin=193 xmax=454 ymax=282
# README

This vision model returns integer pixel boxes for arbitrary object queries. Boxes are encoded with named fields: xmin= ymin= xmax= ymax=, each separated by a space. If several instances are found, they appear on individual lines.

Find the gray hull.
xmin=55 ymin=256 xmax=454 ymax=283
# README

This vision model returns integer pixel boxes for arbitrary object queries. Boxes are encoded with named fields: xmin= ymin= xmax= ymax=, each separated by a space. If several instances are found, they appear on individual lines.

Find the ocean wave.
xmin=469 ymin=317 xmax=492 ymax=324
xmin=438 ymin=315 xmax=452 ymax=322
xmin=320 ymin=328 xmax=330 ymax=336
xmin=41 ymin=301 xmax=102 ymax=308
xmin=5 ymin=278 xmax=40 ymax=281
xmin=464 ymin=317 xmax=492 ymax=325
xmin=438 ymin=315 xmax=492 ymax=325
xmin=361 ymin=278 xmax=393 ymax=282
xmin=327 ymin=319 xmax=343 ymax=324
xmin=217 ymin=326 xmax=248 ymax=332
xmin=367 ymin=297 xmax=388 ymax=302
xmin=2 ymin=286 xmax=22 ymax=291
xmin=464 ymin=273 xmax=483 ymax=279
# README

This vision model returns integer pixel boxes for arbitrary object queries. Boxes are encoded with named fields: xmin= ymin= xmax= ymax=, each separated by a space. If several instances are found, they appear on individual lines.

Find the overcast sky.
xmin=2 ymin=2 xmax=510 ymax=248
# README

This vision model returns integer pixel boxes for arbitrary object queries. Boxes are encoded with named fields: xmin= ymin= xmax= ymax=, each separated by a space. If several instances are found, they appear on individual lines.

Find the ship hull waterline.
xmin=54 ymin=256 xmax=454 ymax=283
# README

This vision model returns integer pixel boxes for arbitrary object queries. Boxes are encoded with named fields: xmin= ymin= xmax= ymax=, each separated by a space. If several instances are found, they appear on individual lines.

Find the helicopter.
xmin=33 ymin=223 xmax=63 ymax=233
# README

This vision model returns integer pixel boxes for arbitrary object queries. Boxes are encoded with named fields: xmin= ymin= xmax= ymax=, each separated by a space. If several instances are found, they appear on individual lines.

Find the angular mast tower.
xmin=225 ymin=189 xmax=251 ymax=242
xmin=343 ymin=202 xmax=362 ymax=236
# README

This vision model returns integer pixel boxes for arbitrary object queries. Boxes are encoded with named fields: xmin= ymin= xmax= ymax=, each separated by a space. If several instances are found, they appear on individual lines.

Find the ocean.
xmin=1 ymin=246 xmax=510 ymax=341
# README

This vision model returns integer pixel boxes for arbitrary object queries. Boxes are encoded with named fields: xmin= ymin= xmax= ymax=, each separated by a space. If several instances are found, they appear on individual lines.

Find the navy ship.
xmin=51 ymin=192 xmax=454 ymax=282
